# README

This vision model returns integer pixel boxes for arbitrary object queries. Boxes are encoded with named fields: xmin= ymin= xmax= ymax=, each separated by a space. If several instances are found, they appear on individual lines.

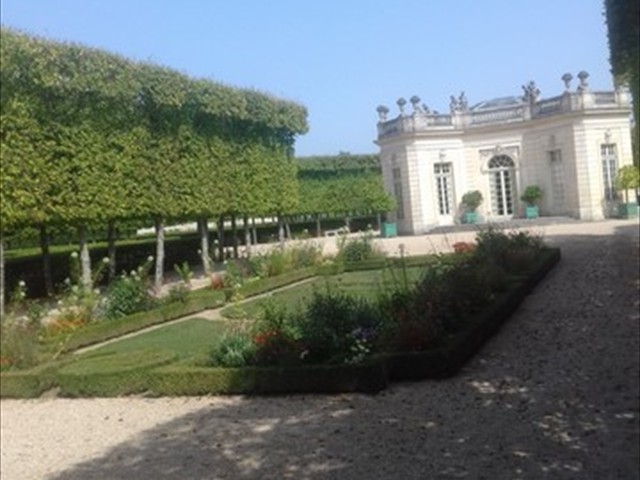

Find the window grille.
xmin=601 ymin=144 xmax=618 ymax=200
xmin=434 ymin=163 xmax=454 ymax=215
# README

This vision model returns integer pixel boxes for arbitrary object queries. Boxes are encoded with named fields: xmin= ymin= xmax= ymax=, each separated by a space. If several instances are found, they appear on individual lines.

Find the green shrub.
xmin=287 ymin=242 xmax=323 ymax=269
xmin=104 ymin=275 xmax=155 ymax=320
xmin=475 ymin=227 xmax=544 ymax=274
xmin=0 ymin=321 xmax=40 ymax=370
xmin=173 ymin=261 xmax=193 ymax=286
xmin=164 ymin=284 xmax=190 ymax=304
xmin=337 ymin=231 xmax=383 ymax=263
xmin=208 ymin=333 xmax=256 ymax=368
xmin=298 ymin=286 xmax=381 ymax=364
xmin=252 ymin=299 xmax=303 ymax=366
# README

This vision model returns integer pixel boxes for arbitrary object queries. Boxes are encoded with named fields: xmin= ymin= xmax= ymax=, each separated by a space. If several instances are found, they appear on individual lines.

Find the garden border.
xmin=0 ymin=248 xmax=560 ymax=398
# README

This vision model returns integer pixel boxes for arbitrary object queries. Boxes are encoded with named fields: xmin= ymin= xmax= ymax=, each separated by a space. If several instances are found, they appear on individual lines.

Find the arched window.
xmin=488 ymin=155 xmax=515 ymax=216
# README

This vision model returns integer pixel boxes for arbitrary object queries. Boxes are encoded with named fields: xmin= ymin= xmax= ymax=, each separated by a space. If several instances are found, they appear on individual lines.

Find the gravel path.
xmin=2 ymin=219 xmax=638 ymax=480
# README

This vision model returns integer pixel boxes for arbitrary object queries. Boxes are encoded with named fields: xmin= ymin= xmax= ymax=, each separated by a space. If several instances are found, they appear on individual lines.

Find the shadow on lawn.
xmin=47 ymin=228 xmax=639 ymax=480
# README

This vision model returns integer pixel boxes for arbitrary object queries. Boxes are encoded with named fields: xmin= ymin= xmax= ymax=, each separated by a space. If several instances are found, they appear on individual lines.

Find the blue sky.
xmin=1 ymin=0 xmax=613 ymax=156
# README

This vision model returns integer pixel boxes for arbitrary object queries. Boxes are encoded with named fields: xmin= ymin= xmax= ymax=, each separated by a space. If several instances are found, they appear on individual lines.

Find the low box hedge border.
xmin=385 ymin=247 xmax=560 ymax=380
xmin=55 ymin=350 xmax=178 ymax=397
xmin=41 ymin=292 xmax=226 ymax=354
xmin=1 ymin=248 xmax=560 ymax=398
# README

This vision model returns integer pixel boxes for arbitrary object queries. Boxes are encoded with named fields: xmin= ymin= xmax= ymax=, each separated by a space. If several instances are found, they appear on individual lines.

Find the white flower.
xmin=102 ymin=257 xmax=110 ymax=264
xmin=57 ymin=300 xmax=64 ymax=306
xmin=18 ymin=280 xmax=26 ymax=287
xmin=93 ymin=289 xmax=100 ymax=295
xmin=130 ymin=270 xmax=137 ymax=276
xmin=147 ymin=256 xmax=154 ymax=262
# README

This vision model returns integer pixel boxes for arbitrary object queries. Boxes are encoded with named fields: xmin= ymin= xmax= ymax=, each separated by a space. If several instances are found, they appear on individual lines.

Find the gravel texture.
xmin=1 ymin=219 xmax=639 ymax=480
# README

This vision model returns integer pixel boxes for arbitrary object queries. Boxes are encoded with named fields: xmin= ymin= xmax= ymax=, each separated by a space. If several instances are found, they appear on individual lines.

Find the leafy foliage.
xmin=296 ymin=154 xmax=395 ymax=216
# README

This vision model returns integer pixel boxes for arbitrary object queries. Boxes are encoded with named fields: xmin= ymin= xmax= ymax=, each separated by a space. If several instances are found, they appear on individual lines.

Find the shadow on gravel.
xmin=46 ymin=229 xmax=639 ymax=480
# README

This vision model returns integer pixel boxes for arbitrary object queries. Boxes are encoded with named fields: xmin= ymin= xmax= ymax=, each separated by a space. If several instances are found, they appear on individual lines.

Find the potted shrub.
xmin=615 ymin=165 xmax=640 ymax=218
xmin=520 ymin=185 xmax=542 ymax=219
xmin=461 ymin=190 xmax=483 ymax=224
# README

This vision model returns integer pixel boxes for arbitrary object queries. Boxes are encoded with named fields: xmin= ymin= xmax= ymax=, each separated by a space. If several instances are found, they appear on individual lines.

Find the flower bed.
xmin=0 ymin=247 xmax=560 ymax=398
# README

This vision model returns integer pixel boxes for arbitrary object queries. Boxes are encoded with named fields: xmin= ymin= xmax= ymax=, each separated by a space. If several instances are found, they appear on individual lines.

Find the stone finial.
xmin=577 ymin=70 xmax=589 ymax=91
xmin=561 ymin=73 xmax=573 ymax=90
xmin=396 ymin=97 xmax=407 ymax=115
xmin=376 ymin=105 xmax=390 ymax=122
xmin=449 ymin=95 xmax=460 ymax=113
xmin=522 ymin=81 xmax=540 ymax=104
xmin=410 ymin=95 xmax=422 ymax=113
xmin=458 ymin=91 xmax=468 ymax=111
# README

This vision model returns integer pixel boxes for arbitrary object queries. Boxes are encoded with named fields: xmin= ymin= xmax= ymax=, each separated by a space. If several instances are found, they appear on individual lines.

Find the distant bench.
xmin=324 ymin=227 xmax=350 ymax=237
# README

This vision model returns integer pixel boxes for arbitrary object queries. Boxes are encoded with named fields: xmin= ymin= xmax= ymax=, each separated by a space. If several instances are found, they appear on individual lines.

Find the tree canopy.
xmin=604 ymin=0 xmax=639 ymax=162
xmin=0 ymin=28 xmax=308 ymax=233
xmin=296 ymin=154 xmax=395 ymax=216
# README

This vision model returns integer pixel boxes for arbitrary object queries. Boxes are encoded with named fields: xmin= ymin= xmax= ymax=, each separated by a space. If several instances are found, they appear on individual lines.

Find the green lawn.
xmin=72 ymin=266 xmax=425 ymax=367
xmin=222 ymin=266 xmax=424 ymax=320
xmin=77 ymin=318 xmax=227 ymax=362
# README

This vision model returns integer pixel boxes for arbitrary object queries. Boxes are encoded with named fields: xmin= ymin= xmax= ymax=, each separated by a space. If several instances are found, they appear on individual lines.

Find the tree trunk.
xmin=198 ymin=218 xmax=211 ymax=275
xmin=231 ymin=214 xmax=239 ymax=258
xmin=78 ymin=224 xmax=92 ymax=290
xmin=377 ymin=212 xmax=382 ymax=231
xmin=107 ymin=219 xmax=117 ymax=282
xmin=243 ymin=215 xmax=252 ymax=257
xmin=40 ymin=224 xmax=54 ymax=296
xmin=154 ymin=217 xmax=165 ymax=293
xmin=217 ymin=215 xmax=225 ymax=262
xmin=252 ymin=217 xmax=258 ymax=245
xmin=0 ymin=232 xmax=5 ymax=322
xmin=278 ymin=214 xmax=285 ymax=250
xmin=316 ymin=215 xmax=322 ymax=238
xmin=285 ymin=219 xmax=291 ymax=240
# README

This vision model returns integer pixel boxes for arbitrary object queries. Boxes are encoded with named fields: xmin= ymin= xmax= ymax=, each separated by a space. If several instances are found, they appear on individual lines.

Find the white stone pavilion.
xmin=375 ymin=72 xmax=634 ymax=234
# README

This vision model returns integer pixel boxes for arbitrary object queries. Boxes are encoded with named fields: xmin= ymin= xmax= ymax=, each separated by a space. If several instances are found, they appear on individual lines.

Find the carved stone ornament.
xmin=522 ymin=81 xmax=540 ymax=104
xmin=577 ymin=70 xmax=589 ymax=91
xmin=561 ymin=73 xmax=573 ymax=91
xmin=397 ymin=97 xmax=407 ymax=115
xmin=478 ymin=145 xmax=520 ymax=173
xmin=449 ymin=95 xmax=459 ymax=113
xmin=458 ymin=91 xmax=469 ymax=111
xmin=410 ymin=95 xmax=422 ymax=113
xmin=376 ymin=105 xmax=389 ymax=122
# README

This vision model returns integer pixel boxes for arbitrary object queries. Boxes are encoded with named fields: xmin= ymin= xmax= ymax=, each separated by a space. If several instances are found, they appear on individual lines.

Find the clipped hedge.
xmin=385 ymin=248 xmax=561 ymax=380
xmin=238 ymin=267 xmax=318 ymax=298
xmin=56 ymin=350 xmax=177 ymax=397
xmin=0 ymin=361 xmax=68 ymax=398
xmin=145 ymin=360 xmax=387 ymax=396
xmin=41 ymin=290 xmax=225 ymax=354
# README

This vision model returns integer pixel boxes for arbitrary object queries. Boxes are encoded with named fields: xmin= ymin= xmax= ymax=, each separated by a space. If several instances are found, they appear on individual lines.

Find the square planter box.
xmin=463 ymin=212 xmax=478 ymax=224
xmin=381 ymin=222 xmax=397 ymax=238
xmin=524 ymin=205 xmax=539 ymax=219
xmin=618 ymin=203 xmax=639 ymax=218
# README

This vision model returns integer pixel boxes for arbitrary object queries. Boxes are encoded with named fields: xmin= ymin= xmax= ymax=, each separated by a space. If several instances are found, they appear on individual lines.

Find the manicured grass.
xmin=77 ymin=318 xmax=227 ymax=362
xmin=222 ymin=266 xmax=424 ymax=319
